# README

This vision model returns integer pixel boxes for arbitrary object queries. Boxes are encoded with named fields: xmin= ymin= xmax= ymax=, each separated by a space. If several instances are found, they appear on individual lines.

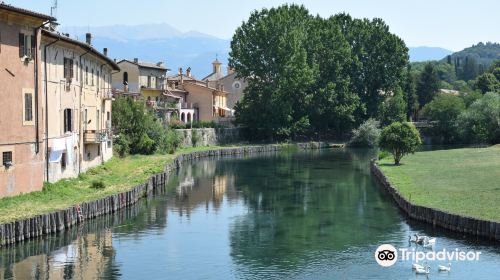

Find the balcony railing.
xmin=83 ymin=130 xmax=110 ymax=144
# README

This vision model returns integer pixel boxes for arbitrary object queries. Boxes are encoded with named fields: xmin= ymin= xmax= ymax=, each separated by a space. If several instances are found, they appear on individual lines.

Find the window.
xmin=123 ymin=72 xmax=128 ymax=85
xmin=18 ymin=33 xmax=34 ymax=58
xmin=97 ymin=145 xmax=101 ymax=156
xmin=75 ymin=61 xmax=79 ymax=81
xmin=24 ymin=93 xmax=33 ymax=122
xmin=91 ymin=69 xmax=94 ymax=86
xmin=84 ymin=109 xmax=88 ymax=130
xmin=85 ymin=66 xmax=88 ymax=85
xmin=147 ymin=76 xmax=151 ymax=88
xmin=63 ymin=108 xmax=72 ymax=133
xmin=63 ymin=58 xmax=74 ymax=79
xmin=61 ymin=152 xmax=66 ymax=170
xmin=2 ymin=151 xmax=12 ymax=167
xmin=97 ymin=70 xmax=100 ymax=89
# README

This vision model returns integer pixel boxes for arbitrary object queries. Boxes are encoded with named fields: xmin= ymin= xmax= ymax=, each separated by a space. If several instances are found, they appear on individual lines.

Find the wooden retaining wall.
xmin=370 ymin=160 xmax=500 ymax=241
xmin=0 ymin=143 xmax=328 ymax=247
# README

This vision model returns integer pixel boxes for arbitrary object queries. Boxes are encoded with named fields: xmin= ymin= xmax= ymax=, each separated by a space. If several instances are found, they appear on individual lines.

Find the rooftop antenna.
xmin=50 ymin=0 xmax=58 ymax=18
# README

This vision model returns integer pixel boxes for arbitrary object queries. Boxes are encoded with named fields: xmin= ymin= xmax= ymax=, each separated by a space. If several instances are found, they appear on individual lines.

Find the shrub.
xmin=378 ymin=150 xmax=390 ymax=160
xmin=422 ymin=94 xmax=465 ymax=144
xmin=90 ymin=180 xmax=105 ymax=189
xmin=379 ymin=122 xmax=422 ymax=165
xmin=114 ymin=134 xmax=130 ymax=157
xmin=163 ymin=129 xmax=182 ymax=154
xmin=348 ymin=119 xmax=380 ymax=147
xmin=191 ymin=130 xmax=201 ymax=147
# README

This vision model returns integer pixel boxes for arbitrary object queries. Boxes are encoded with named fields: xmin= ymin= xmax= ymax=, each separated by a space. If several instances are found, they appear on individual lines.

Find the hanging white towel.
xmin=65 ymin=136 xmax=73 ymax=164
xmin=51 ymin=138 xmax=66 ymax=151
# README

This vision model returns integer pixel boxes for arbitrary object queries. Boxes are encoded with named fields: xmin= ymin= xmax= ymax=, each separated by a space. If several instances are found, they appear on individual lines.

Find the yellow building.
xmin=41 ymin=30 xmax=119 ymax=182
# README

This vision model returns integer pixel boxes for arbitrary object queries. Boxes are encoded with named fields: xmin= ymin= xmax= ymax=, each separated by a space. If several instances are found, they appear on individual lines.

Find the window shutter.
xmin=63 ymin=58 xmax=67 ymax=79
xmin=70 ymin=59 xmax=74 ymax=78
xmin=19 ymin=33 xmax=25 ymax=57
xmin=31 ymin=35 xmax=35 ymax=57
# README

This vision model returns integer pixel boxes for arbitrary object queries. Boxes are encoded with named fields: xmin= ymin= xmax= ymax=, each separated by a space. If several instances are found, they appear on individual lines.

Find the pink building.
xmin=0 ymin=3 xmax=55 ymax=197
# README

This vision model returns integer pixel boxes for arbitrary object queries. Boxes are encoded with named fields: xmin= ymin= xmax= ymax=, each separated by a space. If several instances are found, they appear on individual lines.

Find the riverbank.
xmin=0 ymin=142 xmax=337 ymax=247
xmin=372 ymin=145 xmax=500 ymax=240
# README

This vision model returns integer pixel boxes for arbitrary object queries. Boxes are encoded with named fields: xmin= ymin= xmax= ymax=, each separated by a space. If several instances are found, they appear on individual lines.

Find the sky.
xmin=5 ymin=0 xmax=500 ymax=51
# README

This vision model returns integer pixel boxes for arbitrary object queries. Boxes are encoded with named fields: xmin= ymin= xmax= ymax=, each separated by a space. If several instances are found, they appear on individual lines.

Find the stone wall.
xmin=371 ymin=160 xmax=500 ymax=241
xmin=175 ymin=128 xmax=241 ymax=147
xmin=0 ymin=143 xmax=333 ymax=247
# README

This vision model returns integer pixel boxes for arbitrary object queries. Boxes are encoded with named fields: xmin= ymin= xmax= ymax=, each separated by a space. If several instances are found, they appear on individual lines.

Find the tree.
xmin=459 ymin=92 xmax=500 ymax=144
xmin=332 ymin=13 xmax=409 ymax=118
xmin=348 ymin=119 xmax=380 ymax=147
xmin=402 ymin=66 xmax=419 ymax=120
xmin=379 ymin=122 xmax=422 ymax=165
xmin=416 ymin=63 xmax=439 ymax=108
xmin=475 ymin=73 xmax=499 ymax=94
xmin=380 ymin=88 xmax=407 ymax=126
xmin=423 ymin=94 xmax=465 ymax=144
xmin=461 ymin=55 xmax=479 ymax=81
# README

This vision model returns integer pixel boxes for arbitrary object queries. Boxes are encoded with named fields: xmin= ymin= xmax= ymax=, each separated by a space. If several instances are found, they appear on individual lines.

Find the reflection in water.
xmin=2 ymin=149 xmax=500 ymax=279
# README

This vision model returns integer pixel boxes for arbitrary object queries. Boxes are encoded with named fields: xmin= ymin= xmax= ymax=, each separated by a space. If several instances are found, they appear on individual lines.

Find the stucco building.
xmin=202 ymin=60 xmax=247 ymax=110
xmin=0 ymin=3 xmax=55 ymax=197
xmin=41 ymin=30 xmax=119 ymax=182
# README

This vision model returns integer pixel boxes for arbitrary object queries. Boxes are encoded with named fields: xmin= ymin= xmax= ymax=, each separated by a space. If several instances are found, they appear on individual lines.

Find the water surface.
xmin=1 ymin=149 xmax=499 ymax=279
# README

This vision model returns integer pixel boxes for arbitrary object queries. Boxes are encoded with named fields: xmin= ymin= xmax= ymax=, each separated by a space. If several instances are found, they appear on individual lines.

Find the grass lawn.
xmin=378 ymin=145 xmax=500 ymax=222
xmin=0 ymin=145 xmax=242 ymax=224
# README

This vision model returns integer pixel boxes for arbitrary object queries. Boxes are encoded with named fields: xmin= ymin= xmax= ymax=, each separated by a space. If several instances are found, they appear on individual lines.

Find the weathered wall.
xmin=0 ymin=143 xmax=334 ymax=247
xmin=175 ymin=128 xmax=241 ymax=147
xmin=371 ymin=160 xmax=500 ymax=241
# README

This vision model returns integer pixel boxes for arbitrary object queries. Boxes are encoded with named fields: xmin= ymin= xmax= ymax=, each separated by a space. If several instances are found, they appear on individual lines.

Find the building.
xmin=202 ymin=59 xmax=247 ymax=110
xmin=41 ymin=31 xmax=119 ymax=182
xmin=0 ymin=3 xmax=55 ymax=197
xmin=167 ymin=67 xmax=230 ymax=123
xmin=111 ymin=59 xmax=190 ymax=124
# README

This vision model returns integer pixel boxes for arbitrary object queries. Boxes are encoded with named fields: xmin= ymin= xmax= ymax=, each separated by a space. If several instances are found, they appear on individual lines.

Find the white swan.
xmin=414 ymin=234 xmax=428 ymax=244
xmin=415 ymin=266 xmax=431 ymax=274
xmin=409 ymin=235 xmax=418 ymax=243
xmin=412 ymin=261 xmax=424 ymax=270
xmin=438 ymin=263 xmax=451 ymax=272
xmin=424 ymin=237 xmax=436 ymax=245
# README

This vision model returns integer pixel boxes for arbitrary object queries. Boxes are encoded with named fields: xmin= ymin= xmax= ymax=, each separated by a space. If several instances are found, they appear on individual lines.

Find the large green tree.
xmin=332 ymin=13 xmax=409 ymax=118
xmin=416 ymin=63 xmax=440 ymax=108
xmin=423 ymin=94 xmax=465 ymax=144
xmin=379 ymin=122 xmax=422 ymax=165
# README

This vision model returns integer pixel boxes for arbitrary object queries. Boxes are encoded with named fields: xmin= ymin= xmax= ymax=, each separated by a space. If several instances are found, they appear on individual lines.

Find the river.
xmin=1 ymin=148 xmax=499 ymax=279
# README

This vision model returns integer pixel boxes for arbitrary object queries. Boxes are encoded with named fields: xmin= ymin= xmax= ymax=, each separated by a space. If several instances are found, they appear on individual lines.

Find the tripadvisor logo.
xmin=374 ymin=243 xmax=482 ymax=267
xmin=375 ymin=244 xmax=398 ymax=267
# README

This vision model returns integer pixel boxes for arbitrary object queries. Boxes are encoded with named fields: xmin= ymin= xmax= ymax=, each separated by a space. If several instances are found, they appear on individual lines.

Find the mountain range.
xmin=60 ymin=23 xmax=455 ymax=77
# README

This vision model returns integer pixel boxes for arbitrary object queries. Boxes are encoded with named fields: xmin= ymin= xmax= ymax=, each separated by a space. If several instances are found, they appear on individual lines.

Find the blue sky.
xmin=5 ymin=0 xmax=500 ymax=51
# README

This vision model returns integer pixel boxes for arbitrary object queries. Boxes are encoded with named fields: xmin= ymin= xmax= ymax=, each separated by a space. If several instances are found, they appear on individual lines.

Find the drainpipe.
xmin=78 ymin=50 xmax=90 ymax=175
xmin=43 ymin=37 xmax=60 ymax=182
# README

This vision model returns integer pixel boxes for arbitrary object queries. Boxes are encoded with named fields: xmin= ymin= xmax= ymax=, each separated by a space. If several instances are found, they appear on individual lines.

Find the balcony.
xmin=103 ymin=91 xmax=113 ymax=100
xmin=83 ymin=130 xmax=110 ymax=144
xmin=181 ymin=102 xmax=195 ymax=109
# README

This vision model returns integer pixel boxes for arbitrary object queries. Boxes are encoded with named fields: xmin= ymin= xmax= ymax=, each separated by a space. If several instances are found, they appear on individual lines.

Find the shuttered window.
xmin=64 ymin=108 xmax=72 ymax=132
xmin=64 ymin=58 xmax=74 ymax=79
xmin=19 ymin=33 xmax=25 ymax=57
xmin=2 ymin=152 xmax=12 ymax=166
xmin=24 ymin=93 xmax=33 ymax=122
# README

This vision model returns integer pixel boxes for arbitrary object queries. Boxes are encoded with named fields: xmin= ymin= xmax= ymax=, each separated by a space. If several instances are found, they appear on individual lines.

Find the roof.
xmin=117 ymin=59 xmax=168 ymax=71
xmin=0 ymin=2 xmax=56 ymax=21
xmin=184 ymin=81 xmax=228 ymax=94
xmin=167 ymin=74 xmax=196 ymax=82
xmin=42 ymin=29 xmax=120 ymax=71
xmin=202 ymin=71 xmax=225 ymax=82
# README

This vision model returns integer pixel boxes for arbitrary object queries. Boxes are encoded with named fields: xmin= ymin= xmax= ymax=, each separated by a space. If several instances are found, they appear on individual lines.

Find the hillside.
xmin=442 ymin=42 xmax=500 ymax=67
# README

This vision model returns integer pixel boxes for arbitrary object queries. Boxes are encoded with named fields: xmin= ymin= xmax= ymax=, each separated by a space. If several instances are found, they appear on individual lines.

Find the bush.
xmin=458 ymin=92 xmax=500 ymax=144
xmin=379 ymin=122 xmax=422 ymax=165
xmin=378 ymin=150 xmax=390 ymax=160
xmin=348 ymin=119 xmax=380 ymax=147
xmin=162 ymin=129 xmax=182 ymax=154
xmin=422 ymin=94 xmax=465 ymax=144
xmin=113 ymin=134 xmax=130 ymax=157
xmin=90 ymin=180 xmax=105 ymax=189
xmin=191 ymin=130 xmax=201 ymax=147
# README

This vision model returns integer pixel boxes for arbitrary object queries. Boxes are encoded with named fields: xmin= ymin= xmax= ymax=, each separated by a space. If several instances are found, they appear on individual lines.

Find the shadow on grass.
xmin=378 ymin=163 xmax=405 ymax=167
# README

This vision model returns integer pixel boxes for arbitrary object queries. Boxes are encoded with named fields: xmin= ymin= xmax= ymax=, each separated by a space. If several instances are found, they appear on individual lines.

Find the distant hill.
xmin=59 ymin=23 xmax=230 ymax=78
xmin=409 ymin=46 xmax=453 ymax=62
xmin=442 ymin=42 xmax=500 ymax=67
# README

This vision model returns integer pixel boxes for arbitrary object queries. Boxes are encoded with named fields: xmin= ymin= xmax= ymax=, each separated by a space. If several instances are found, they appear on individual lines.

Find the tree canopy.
xmin=230 ymin=5 xmax=409 ymax=140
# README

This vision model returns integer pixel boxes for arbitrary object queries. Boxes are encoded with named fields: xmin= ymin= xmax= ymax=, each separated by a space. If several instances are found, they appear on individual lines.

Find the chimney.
xmin=85 ymin=33 xmax=92 ymax=45
xmin=186 ymin=67 xmax=191 ymax=77
xmin=103 ymin=48 xmax=108 ymax=57
xmin=133 ymin=58 xmax=139 ymax=64
xmin=179 ymin=67 xmax=183 ymax=84
xmin=156 ymin=61 xmax=164 ymax=67
xmin=227 ymin=66 xmax=235 ymax=75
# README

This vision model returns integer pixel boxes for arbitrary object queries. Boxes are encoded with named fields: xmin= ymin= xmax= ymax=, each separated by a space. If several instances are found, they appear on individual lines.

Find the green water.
xmin=1 ymin=149 xmax=500 ymax=279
